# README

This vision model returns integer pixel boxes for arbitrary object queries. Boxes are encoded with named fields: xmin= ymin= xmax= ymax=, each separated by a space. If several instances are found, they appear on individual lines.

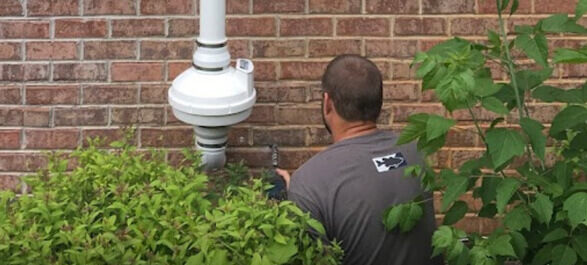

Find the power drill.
xmin=267 ymin=144 xmax=287 ymax=200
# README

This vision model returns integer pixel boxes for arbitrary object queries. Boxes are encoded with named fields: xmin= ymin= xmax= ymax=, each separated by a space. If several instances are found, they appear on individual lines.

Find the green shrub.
xmin=0 ymin=137 xmax=342 ymax=265
xmin=383 ymin=0 xmax=587 ymax=264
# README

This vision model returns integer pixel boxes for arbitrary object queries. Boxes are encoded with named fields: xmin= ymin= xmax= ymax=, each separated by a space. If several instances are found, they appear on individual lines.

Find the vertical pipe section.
xmin=198 ymin=0 xmax=227 ymax=45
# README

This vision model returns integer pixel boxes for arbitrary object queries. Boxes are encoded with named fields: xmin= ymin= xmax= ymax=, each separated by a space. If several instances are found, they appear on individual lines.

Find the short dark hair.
xmin=322 ymin=54 xmax=383 ymax=122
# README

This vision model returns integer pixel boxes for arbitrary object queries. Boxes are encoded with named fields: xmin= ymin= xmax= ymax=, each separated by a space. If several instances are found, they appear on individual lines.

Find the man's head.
xmin=321 ymin=55 xmax=383 ymax=135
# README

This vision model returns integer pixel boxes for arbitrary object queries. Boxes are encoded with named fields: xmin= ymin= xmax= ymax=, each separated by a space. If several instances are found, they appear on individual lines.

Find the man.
xmin=276 ymin=55 xmax=442 ymax=265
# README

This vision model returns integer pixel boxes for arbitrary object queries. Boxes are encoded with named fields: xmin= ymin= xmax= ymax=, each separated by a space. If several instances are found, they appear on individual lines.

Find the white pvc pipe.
xmin=198 ymin=0 xmax=227 ymax=45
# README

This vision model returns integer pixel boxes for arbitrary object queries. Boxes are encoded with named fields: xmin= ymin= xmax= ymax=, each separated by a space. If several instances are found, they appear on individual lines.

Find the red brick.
xmin=253 ymin=40 xmax=305 ymax=58
xmin=478 ymin=0 xmax=531 ymax=14
xmin=0 ymin=86 xmax=21 ymax=105
xmin=168 ymin=18 xmax=199 ymax=37
xmin=309 ymin=0 xmax=361 ymax=13
xmin=451 ymin=149 xmax=484 ymax=168
xmin=23 ymin=107 xmax=50 ymax=127
xmin=0 ymin=42 xmax=21 ymax=61
xmin=140 ymin=40 xmax=193 ymax=60
xmin=227 ymin=0 xmax=250 ymax=14
xmin=280 ymin=18 xmax=332 ymax=37
xmin=535 ymin=0 xmax=577 ymax=14
xmin=0 ymin=0 xmax=23 ymax=16
xmin=255 ymin=82 xmax=307 ymax=103
xmin=253 ymin=61 xmax=278 ymax=81
xmin=391 ymin=62 xmax=416 ymax=80
xmin=227 ymin=17 xmax=276 ymax=37
xmin=392 ymin=104 xmax=445 ymax=122
xmin=228 ymin=126 xmax=251 ymax=146
xmin=510 ymin=104 xmax=562 ymax=124
xmin=422 ymin=0 xmax=475 ymax=14
xmin=140 ymin=0 xmax=193 ymax=15
xmin=280 ymin=149 xmax=320 ymax=169
xmin=0 ymin=175 xmax=21 ymax=192
xmin=378 ymin=106 xmax=393 ymax=125
xmin=253 ymin=0 xmax=304 ymax=13
xmin=55 ymin=19 xmax=107 ymax=38
xmin=26 ymin=41 xmax=79 ymax=60
xmin=83 ymin=0 xmax=136 ymax=15
xmin=0 ymin=64 xmax=49 ymax=82
xmin=111 ymin=62 xmax=165 ymax=82
xmin=83 ymin=84 xmax=137 ymax=104
xmin=141 ymin=84 xmax=169 ymax=104
xmin=0 ymin=108 xmax=22 ymax=126
xmin=140 ymin=127 xmax=193 ymax=148
xmin=308 ymin=39 xmax=361 ymax=57
xmin=337 ymin=18 xmax=390 ymax=37
xmin=365 ymin=39 xmax=418 ymax=59
xmin=228 ymin=39 xmax=250 ymax=58
xmin=168 ymin=61 xmax=192 ymax=80
xmin=373 ymin=60 xmax=392 ymax=80
xmin=84 ymin=41 xmax=136 ymax=60
xmin=382 ymin=83 xmax=419 ymax=102
xmin=562 ymin=63 xmax=587 ymax=78
xmin=0 ymin=20 xmax=49 ymax=39
xmin=53 ymin=63 xmax=107 ymax=81
xmin=245 ymin=104 xmax=275 ymax=123
xmin=451 ymin=18 xmax=500 ymax=36
xmin=0 ymin=153 xmax=47 ymax=172
xmin=26 ymin=85 xmax=80 ymax=105
xmin=366 ymin=0 xmax=419 ymax=14
xmin=395 ymin=17 xmax=447 ymax=36
xmin=112 ymin=19 xmax=165 ymax=37
xmin=226 ymin=148 xmax=319 ymax=169
xmin=0 ymin=130 xmax=21 ymax=150
xmin=112 ymin=107 xmax=165 ymax=125
xmin=54 ymin=107 xmax=108 ymax=126
xmin=275 ymin=105 xmax=322 ymax=125
xmin=281 ymin=61 xmax=328 ymax=80
xmin=451 ymin=107 xmax=503 ymax=123
xmin=446 ymin=128 xmax=478 ymax=147
xmin=419 ymin=39 xmax=449 ymax=52
xmin=307 ymin=127 xmax=331 ymax=146
xmin=165 ymin=106 xmax=182 ymax=125
xmin=252 ymin=127 xmax=306 ymax=146
xmin=82 ymin=129 xmax=131 ymax=148
xmin=25 ymin=129 xmax=79 ymax=149
xmin=28 ymin=0 xmax=78 ymax=16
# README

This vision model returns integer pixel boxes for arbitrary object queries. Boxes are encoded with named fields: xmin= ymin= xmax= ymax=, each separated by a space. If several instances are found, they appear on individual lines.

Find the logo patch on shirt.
xmin=372 ymin=153 xmax=408 ymax=173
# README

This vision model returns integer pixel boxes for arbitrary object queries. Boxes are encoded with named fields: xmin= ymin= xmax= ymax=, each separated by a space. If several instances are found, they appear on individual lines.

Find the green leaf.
xmin=563 ymin=192 xmax=587 ymax=228
xmin=496 ymin=178 xmax=521 ymax=214
xmin=384 ymin=202 xmax=424 ymax=233
xmin=554 ymin=48 xmax=587 ymax=63
xmin=432 ymin=226 xmax=454 ymax=250
xmin=533 ymin=85 xmax=587 ymax=104
xmin=209 ymin=250 xmax=229 ymax=265
xmin=542 ymin=228 xmax=569 ymax=243
xmin=417 ymin=59 xmax=437 ymax=78
xmin=479 ymin=203 xmax=498 ymax=218
xmin=186 ymin=253 xmax=204 ymax=265
xmin=577 ymin=0 xmax=587 ymax=19
xmin=426 ymin=115 xmax=456 ymax=140
xmin=510 ymin=0 xmax=519 ymax=15
xmin=443 ymin=201 xmax=468 ymax=225
xmin=423 ymin=65 xmax=449 ymax=90
xmin=267 ymin=240 xmax=297 ymax=264
xmin=476 ymin=177 xmax=502 ymax=205
xmin=515 ymin=68 xmax=554 ymax=91
xmin=435 ymin=71 xmax=474 ymax=112
xmin=551 ymin=244 xmax=577 ymax=265
xmin=515 ymin=33 xmax=548 ymax=67
xmin=488 ymin=235 xmax=517 ymax=258
xmin=383 ymin=205 xmax=402 ymax=232
xmin=549 ymin=105 xmax=587 ymax=139
xmin=470 ymin=246 xmax=497 ymax=265
xmin=273 ymin=232 xmax=287 ymax=245
xmin=474 ymin=79 xmax=503 ymax=98
xmin=510 ymin=231 xmax=528 ymax=260
xmin=572 ymin=232 xmax=587 ymax=261
xmin=481 ymin=97 xmax=510 ymax=115
xmin=531 ymin=193 xmax=554 ymax=224
xmin=441 ymin=171 xmax=469 ymax=211
xmin=397 ymin=114 xmax=429 ymax=145
xmin=486 ymin=129 xmax=526 ymax=169
xmin=520 ymin=118 xmax=546 ymax=161
xmin=504 ymin=206 xmax=531 ymax=231
xmin=533 ymin=245 xmax=553 ymax=265
xmin=307 ymin=219 xmax=326 ymax=236
xmin=540 ymin=14 xmax=587 ymax=33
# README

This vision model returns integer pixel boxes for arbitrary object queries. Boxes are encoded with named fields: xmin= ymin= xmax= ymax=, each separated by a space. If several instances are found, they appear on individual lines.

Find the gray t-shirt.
xmin=288 ymin=130 xmax=442 ymax=265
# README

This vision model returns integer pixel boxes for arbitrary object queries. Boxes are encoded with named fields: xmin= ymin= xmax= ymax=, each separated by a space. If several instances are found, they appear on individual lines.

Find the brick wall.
xmin=0 ymin=0 xmax=584 ymax=233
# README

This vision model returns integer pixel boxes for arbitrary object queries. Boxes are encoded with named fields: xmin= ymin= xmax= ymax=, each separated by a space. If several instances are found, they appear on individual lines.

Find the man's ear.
xmin=323 ymin=92 xmax=333 ymax=115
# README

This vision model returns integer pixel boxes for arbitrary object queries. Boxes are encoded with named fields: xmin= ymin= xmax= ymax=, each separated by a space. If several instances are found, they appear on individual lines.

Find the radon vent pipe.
xmin=167 ymin=0 xmax=256 ymax=172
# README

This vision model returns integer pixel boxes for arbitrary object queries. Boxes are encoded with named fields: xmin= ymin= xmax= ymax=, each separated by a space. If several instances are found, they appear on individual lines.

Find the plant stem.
xmin=466 ymin=101 xmax=487 ymax=143
xmin=496 ymin=0 xmax=525 ymax=120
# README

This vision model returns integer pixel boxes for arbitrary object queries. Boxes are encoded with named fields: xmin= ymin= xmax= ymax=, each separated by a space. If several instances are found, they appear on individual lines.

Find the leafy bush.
xmin=0 ymin=137 xmax=342 ymax=264
xmin=383 ymin=0 xmax=587 ymax=264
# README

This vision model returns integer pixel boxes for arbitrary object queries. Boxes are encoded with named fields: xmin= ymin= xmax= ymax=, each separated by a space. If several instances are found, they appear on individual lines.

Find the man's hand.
xmin=275 ymin=168 xmax=291 ymax=189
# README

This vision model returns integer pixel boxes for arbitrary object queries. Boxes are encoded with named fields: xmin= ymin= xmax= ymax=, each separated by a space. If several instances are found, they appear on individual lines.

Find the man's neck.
xmin=332 ymin=122 xmax=378 ymax=143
